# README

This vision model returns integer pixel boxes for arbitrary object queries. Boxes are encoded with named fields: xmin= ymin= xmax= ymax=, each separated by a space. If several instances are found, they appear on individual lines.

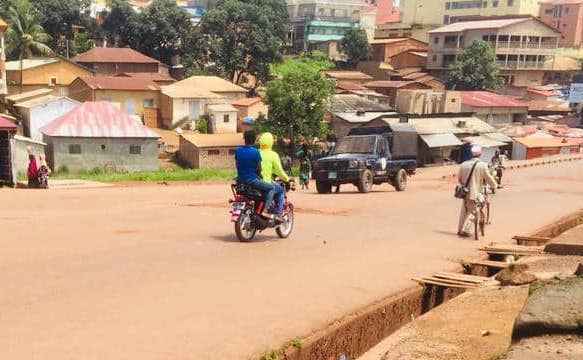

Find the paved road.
xmin=1 ymin=161 xmax=583 ymax=359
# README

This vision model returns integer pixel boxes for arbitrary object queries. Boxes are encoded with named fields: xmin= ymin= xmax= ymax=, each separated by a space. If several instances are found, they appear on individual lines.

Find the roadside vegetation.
xmin=50 ymin=167 xmax=236 ymax=183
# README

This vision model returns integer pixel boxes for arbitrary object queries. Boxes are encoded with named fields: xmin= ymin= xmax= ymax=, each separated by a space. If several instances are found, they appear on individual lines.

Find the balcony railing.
xmin=497 ymin=61 xmax=552 ymax=70
xmin=443 ymin=42 xmax=459 ymax=49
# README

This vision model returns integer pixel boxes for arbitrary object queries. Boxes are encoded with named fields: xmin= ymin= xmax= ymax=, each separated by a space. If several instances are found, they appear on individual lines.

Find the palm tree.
xmin=6 ymin=0 xmax=53 ymax=93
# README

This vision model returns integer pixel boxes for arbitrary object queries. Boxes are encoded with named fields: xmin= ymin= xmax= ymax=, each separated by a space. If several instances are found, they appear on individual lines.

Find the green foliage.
xmin=101 ymin=0 xmax=141 ymax=47
xmin=199 ymin=0 xmax=289 ymax=85
xmin=446 ymin=40 xmax=503 ymax=90
xmin=260 ymin=55 xmax=335 ymax=143
xmin=5 ymin=0 xmax=53 ymax=60
xmin=196 ymin=118 xmax=209 ymax=134
xmin=72 ymin=31 xmax=94 ymax=56
xmin=51 ymin=168 xmax=236 ymax=183
xmin=259 ymin=350 xmax=279 ymax=360
xmin=270 ymin=52 xmax=335 ymax=77
xmin=340 ymin=27 xmax=372 ymax=68
xmin=291 ymin=337 xmax=303 ymax=349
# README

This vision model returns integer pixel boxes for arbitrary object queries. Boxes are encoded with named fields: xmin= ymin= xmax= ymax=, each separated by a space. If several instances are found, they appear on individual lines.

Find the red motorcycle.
xmin=229 ymin=180 xmax=295 ymax=242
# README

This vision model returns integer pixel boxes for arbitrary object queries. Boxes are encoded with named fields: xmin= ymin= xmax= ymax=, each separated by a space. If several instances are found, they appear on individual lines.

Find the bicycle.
xmin=474 ymin=186 xmax=491 ymax=240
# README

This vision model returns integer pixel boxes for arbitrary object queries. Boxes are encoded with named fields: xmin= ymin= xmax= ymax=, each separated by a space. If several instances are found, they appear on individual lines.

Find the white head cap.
xmin=471 ymin=145 xmax=482 ymax=157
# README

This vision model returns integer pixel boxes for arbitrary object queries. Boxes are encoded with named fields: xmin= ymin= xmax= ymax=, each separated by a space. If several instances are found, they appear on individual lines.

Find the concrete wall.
xmin=44 ymin=136 xmax=158 ymax=173
xmin=179 ymin=136 xmax=236 ymax=169
xmin=210 ymin=110 xmax=238 ymax=134
xmin=160 ymin=96 xmax=226 ymax=129
xmin=460 ymin=105 xmax=528 ymax=126
xmin=539 ymin=2 xmax=583 ymax=47
xmin=395 ymin=89 xmax=462 ymax=115
xmin=19 ymin=98 xmax=79 ymax=142
xmin=6 ymin=60 xmax=92 ymax=95
xmin=12 ymin=135 xmax=46 ymax=177
xmin=94 ymin=89 xmax=160 ymax=117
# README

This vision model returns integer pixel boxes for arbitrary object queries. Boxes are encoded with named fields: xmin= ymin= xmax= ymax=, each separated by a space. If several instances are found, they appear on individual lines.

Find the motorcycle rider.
xmin=235 ymin=130 xmax=275 ymax=215
xmin=489 ymin=150 xmax=507 ymax=188
xmin=258 ymin=132 xmax=290 ymax=222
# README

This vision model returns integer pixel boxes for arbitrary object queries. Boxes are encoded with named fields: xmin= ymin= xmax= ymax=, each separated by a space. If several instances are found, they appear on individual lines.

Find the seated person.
xmin=235 ymin=130 xmax=275 ymax=213
xmin=258 ymin=132 xmax=290 ymax=221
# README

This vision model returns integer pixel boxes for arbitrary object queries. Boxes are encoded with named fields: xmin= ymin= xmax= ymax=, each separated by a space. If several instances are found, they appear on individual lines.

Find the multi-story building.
xmin=379 ymin=0 xmax=541 ymax=42
xmin=539 ymin=0 xmax=583 ymax=47
xmin=288 ymin=0 xmax=365 ymax=56
xmin=427 ymin=17 xmax=560 ymax=87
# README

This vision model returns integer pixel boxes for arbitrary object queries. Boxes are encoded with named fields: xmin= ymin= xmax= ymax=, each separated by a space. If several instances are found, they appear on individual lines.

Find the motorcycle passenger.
xmin=258 ymin=132 xmax=290 ymax=222
xmin=489 ymin=150 xmax=507 ymax=188
xmin=235 ymin=130 xmax=275 ymax=214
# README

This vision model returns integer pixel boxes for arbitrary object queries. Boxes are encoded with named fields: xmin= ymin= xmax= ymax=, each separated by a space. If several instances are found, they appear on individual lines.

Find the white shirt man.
xmin=457 ymin=145 xmax=498 ymax=237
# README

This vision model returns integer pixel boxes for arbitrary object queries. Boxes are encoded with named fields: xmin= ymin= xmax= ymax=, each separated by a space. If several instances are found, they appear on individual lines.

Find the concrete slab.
xmin=501 ymin=335 xmax=583 ymax=360
xmin=359 ymin=286 xmax=529 ymax=360
xmin=545 ymin=224 xmax=583 ymax=256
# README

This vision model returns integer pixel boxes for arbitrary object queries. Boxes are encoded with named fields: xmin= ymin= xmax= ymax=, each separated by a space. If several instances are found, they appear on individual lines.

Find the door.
xmin=125 ymin=98 xmax=136 ymax=115
xmin=189 ymin=101 xmax=200 ymax=120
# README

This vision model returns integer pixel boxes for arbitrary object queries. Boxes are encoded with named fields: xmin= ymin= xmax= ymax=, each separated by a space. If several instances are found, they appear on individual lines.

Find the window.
xmin=229 ymin=149 xmax=236 ymax=155
xmin=445 ymin=2 xmax=451 ymax=10
xmin=208 ymin=149 xmax=220 ymax=155
xmin=443 ymin=15 xmax=450 ymax=24
xmin=69 ymin=144 xmax=81 ymax=154
xmin=49 ymin=77 xmax=57 ymax=86
xmin=493 ymin=0 xmax=498 ymax=7
xmin=482 ymin=1 xmax=487 ymax=7
xmin=330 ymin=9 xmax=335 ymax=17
xmin=318 ymin=8 xmax=324 ymax=15
xmin=143 ymin=98 xmax=155 ymax=108
xmin=565 ymin=7 xmax=569 ymax=14
xmin=432 ymin=55 xmax=437 ymax=62
xmin=433 ymin=36 xmax=439 ymax=44
xmin=545 ymin=8 xmax=553 ymax=14
xmin=507 ymin=0 xmax=514 ymax=6
xmin=223 ymin=114 xmax=230 ymax=123
xmin=100 ymin=96 xmax=112 ymax=102
xmin=129 ymin=145 xmax=142 ymax=155
xmin=101 ymin=144 xmax=106 ymax=151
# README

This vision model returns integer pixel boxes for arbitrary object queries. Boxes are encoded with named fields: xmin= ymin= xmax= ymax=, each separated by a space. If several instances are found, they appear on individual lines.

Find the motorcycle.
xmin=229 ymin=180 xmax=295 ymax=242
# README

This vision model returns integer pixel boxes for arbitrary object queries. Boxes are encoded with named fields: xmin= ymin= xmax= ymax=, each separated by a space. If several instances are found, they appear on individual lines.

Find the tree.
xmin=259 ymin=59 xmax=335 ymax=143
xmin=101 ymin=0 xmax=141 ymax=47
xmin=199 ymin=0 xmax=288 ymax=86
xmin=446 ymin=40 xmax=503 ymax=90
xmin=6 ymin=0 xmax=53 ymax=93
xmin=340 ymin=28 xmax=372 ymax=68
xmin=270 ymin=51 xmax=335 ymax=77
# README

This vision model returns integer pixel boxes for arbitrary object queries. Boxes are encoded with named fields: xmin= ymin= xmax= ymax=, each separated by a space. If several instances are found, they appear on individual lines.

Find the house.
xmin=5 ymin=58 xmax=93 ymax=96
xmin=2 ymin=88 xmax=54 ymax=114
xmin=363 ymin=80 xmax=432 ymax=106
xmin=114 ymin=72 xmax=175 ymax=86
xmin=159 ymin=81 xmax=225 ymax=129
xmin=324 ymin=71 xmax=374 ymax=85
xmin=14 ymin=96 xmax=80 ymax=142
xmin=526 ymin=99 xmax=571 ymax=116
xmin=376 ymin=113 xmax=499 ymax=165
xmin=0 ymin=115 xmax=17 ymax=186
xmin=395 ymin=89 xmax=462 ymax=115
xmin=539 ymin=0 xmax=583 ymax=47
xmin=512 ymin=136 xmax=583 ymax=160
xmin=178 ymin=132 xmax=244 ymax=169
xmin=232 ymin=97 xmax=268 ymax=132
xmin=166 ymin=75 xmax=247 ymax=103
xmin=370 ymin=38 xmax=428 ymax=66
xmin=208 ymin=104 xmax=239 ymax=134
xmin=543 ymin=56 xmax=582 ymax=86
xmin=0 ymin=18 xmax=7 ymax=95
xmin=427 ymin=17 xmax=560 ymax=87
xmin=72 ymin=47 xmax=162 ymax=75
xmin=329 ymin=94 xmax=394 ymax=113
xmin=459 ymin=91 xmax=529 ymax=126
xmin=68 ymin=76 xmax=161 ymax=120
xmin=40 ymin=101 xmax=159 ymax=173
xmin=331 ymin=111 xmax=397 ymax=138
xmin=335 ymin=81 xmax=389 ymax=103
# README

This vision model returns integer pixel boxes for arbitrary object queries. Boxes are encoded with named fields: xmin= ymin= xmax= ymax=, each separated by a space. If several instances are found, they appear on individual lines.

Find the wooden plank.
xmin=462 ymin=259 xmax=510 ymax=269
xmin=412 ymin=277 xmax=479 ymax=289
xmin=419 ymin=276 xmax=482 ymax=288
xmin=513 ymin=236 xmax=552 ymax=245
xmin=433 ymin=272 xmax=490 ymax=284
xmin=480 ymin=245 xmax=543 ymax=256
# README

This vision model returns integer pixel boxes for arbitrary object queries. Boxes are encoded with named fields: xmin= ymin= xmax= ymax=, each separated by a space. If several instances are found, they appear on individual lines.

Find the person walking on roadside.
xmin=457 ymin=145 xmax=497 ymax=238
xmin=26 ymin=147 xmax=39 ymax=189
xmin=37 ymin=155 xmax=52 ymax=189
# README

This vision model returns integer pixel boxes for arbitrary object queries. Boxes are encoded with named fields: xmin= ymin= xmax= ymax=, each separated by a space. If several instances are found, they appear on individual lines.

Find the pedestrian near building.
xmin=37 ymin=155 xmax=51 ymax=189
xmin=26 ymin=147 xmax=39 ymax=189
xmin=299 ymin=151 xmax=312 ymax=190
xmin=457 ymin=145 xmax=497 ymax=238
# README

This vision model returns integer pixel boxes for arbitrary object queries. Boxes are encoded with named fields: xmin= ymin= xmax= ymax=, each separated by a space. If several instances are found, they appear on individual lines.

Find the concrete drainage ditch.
xmin=266 ymin=209 xmax=583 ymax=360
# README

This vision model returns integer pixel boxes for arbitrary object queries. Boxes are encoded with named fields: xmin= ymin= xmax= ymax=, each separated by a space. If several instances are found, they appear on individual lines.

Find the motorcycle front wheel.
xmin=276 ymin=205 xmax=294 ymax=239
xmin=235 ymin=209 xmax=257 ymax=242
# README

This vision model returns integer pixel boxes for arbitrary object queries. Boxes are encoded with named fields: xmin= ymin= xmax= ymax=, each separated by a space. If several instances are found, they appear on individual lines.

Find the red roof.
xmin=115 ymin=72 xmax=174 ymax=83
xmin=364 ymin=80 xmax=424 ymax=89
xmin=232 ymin=97 xmax=263 ymax=107
xmin=72 ymin=48 xmax=159 ymax=64
xmin=526 ymin=100 xmax=571 ymax=113
xmin=0 ymin=115 xmax=17 ymax=130
xmin=460 ymin=91 xmax=527 ymax=108
xmin=527 ymin=87 xmax=556 ymax=97
xmin=79 ymin=76 xmax=160 ymax=91
xmin=40 ymin=102 xmax=159 ymax=138
xmin=336 ymin=81 xmax=367 ymax=91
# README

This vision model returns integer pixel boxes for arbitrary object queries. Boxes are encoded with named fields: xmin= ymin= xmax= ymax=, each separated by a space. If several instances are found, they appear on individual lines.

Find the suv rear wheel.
xmin=394 ymin=169 xmax=408 ymax=191
xmin=357 ymin=169 xmax=373 ymax=193
xmin=316 ymin=181 xmax=332 ymax=194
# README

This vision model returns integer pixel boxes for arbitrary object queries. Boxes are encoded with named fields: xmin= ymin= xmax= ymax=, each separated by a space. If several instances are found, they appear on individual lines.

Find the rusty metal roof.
xmin=72 ymin=47 xmax=160 ymax=64
xmin=181 ymin=133 xmax=244 ymax=148
xmin=40 ymin=101 xmax=159 ymax=138
xmin=0 ymin=115 xmax=17 ymax=130
xmin=79 ymin=76 xmax=160 ymax=91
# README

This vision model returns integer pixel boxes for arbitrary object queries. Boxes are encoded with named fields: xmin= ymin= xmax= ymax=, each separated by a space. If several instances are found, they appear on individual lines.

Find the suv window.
xmin=332 ymin=136 xmax=376 ymax=155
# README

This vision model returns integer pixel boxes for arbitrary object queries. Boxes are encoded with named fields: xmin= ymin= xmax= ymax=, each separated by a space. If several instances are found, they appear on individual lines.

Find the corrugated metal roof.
xmin=460 ymin=91 xmax=527 ymax=108
xmin=420 ymin=133 xmax=462 ymax=148
xmin=364 ymin=80 xmax=417 ymax=88
xmin=463 ymin=135 xmax=507 ymax=148
xmin=72 ymin=48 xmax=159 ymax=64
xmin=40 ymin=101 xmax=160 ymax=138
xmin=325 ymin=71 xmax=374 ymax=80
xmin=5 ymin=88 xmax=54 ymax=103
xmin=330 ymin=94 xmax=394 ymax=112
xmin=163 ymin=76 xmax=247 ymax=97
xmin=334 ymin=111 xmax=397 ymax=123
xmin=429 ymin=18 xmax=529 ymax=33
xmin=15 ymin=96 xmax=80 ymax=109
xmin=484 ymin=132 xmax=513 ymax=143
xmin=208 ymin=104 xmax=239 ymax=112
xmin=383 ymin=116 xmax=495 ymax=135
xmin=514 ymin=136 xmax=583 ymax=148
xmin=79 ymin=76 xmax=160 ymax=91
xmin=181 ymin=133 xmax=244 ymax=148
xmin=0 ymin=115 xmax=17 ymax=130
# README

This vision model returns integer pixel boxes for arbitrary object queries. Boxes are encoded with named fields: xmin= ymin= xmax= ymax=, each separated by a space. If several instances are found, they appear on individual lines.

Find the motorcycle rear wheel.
xmin=276 ymin=206 xmax=294 ymax=239
xmin=235 ymin=210 xmax=257 ymax=242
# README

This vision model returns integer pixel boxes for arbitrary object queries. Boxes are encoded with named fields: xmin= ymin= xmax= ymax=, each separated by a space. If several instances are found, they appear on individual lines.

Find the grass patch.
xmin=51 ymin=168 xmax=236 ymax=183
xmin=259 ymin=350 xmax=279 ymax=360
xmin=291 ymin=337 xmax=303 ymax=349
